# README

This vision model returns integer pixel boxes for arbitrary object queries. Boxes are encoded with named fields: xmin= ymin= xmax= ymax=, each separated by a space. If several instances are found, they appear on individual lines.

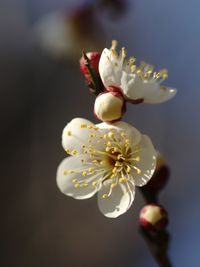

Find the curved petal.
xmin=97 ymin=180 xmax=135 ymax=218
xmin=57 ymin=156 xmax=101 ymax=199
xmin=97 ymin=120 xmax=141 ymax=146
xmin=99 ymin=48 xmax=122 ymax=88
xmin=131 ymin=135 xmax=157 ymax=187
xmin=121 ymin=71 xmax=177 ymax=104
xmin=121 ymin=71 xmax=145 ymax=100
xmin=62 ymin=118 xmax=94 ymax=154
xmin=143 ymin=86 xmax=177 ymax=104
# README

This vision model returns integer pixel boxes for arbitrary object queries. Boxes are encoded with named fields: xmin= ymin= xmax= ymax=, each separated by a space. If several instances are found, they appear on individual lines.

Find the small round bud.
xmin=94 ymin=92 xmax=125 ymax=122
xmin=140 ymin=204 xmax=168 ymax=232
xmin=79 ymin=52 xmax=101 ymax=83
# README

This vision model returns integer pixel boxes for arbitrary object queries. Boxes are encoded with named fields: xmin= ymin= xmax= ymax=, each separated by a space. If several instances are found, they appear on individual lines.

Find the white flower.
xmin=94 ymin=92 xmax=125 ymax=122
xmin=34 ymin=12 xmax=73 ymax=59
xmin=99 ymin=40 xmax=177 ymax=104
xmin=57 ymin=118 xmax=156 ymax=218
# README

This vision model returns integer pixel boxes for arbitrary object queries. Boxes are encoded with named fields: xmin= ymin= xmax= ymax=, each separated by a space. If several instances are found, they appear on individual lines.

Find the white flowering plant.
xmin=56 ymin=40 xmax=176 ymax=265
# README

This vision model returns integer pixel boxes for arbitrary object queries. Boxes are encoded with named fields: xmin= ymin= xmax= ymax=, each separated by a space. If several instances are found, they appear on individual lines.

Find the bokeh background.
xmin=1 ymin=0 xmax=199 ymax=266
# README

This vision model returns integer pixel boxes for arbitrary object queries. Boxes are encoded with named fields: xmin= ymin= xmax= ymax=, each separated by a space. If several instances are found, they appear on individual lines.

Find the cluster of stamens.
xmin=63 ymin=123 xmax=142 ymax=199
xmin=110 ymin=40 xmax=168 ymax=84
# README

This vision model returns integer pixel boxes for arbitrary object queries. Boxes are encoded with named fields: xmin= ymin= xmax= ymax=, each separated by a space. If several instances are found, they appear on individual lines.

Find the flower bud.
xmin=140 ymin=204 xmax=168 ymax=232
xmin=144 ymin=154 xmax=170 ymax=194
xmin=94 ymin=92 xmax=125 ymax=122
xmin=80 ymin=52 xmax=101 ymax=83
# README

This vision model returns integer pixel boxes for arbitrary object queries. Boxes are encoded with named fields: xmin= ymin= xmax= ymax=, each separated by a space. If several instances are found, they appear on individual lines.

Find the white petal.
xmin=57 ymin=156 xmax=101 ymax=199
xmin=121 ymin=71 xmax=145 ymax=100
xmin=99 ymin=48 xmax=122 ymax=88
xmin=121 ymin=71 xmax=177 ymax=104
xmin=143 ymin=86 xmax=177 ymax=104
xmin=62 ymin=118 xmax=94 ymax=154
xmin=97 ymin=120 xmax=141 ymax=146
xmin=97 ymin=180 xmax=135 ymax=218
xmin=131 ymin=135 xmax=157 ymax=187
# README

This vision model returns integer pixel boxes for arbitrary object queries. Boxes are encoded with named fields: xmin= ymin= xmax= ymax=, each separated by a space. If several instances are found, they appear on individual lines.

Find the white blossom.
xmin=99 ymin=40 xmax=177 ymax=104
xmin=57 ymin=118 xmax=156 ymax=218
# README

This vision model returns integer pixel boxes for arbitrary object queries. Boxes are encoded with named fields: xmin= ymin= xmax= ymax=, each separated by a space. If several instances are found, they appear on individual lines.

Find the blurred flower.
xmin=99 ymin=40 xmax=177 ymax=104
xmin=94 ymin=92 xmax=125 ymax=122
xmin=57 ymin=118 xmax=156 ymax=218
xmin=140 ymin=204 xmax=168 ymax=231
xmin=34 ymin=7 xmax=104 ymax=60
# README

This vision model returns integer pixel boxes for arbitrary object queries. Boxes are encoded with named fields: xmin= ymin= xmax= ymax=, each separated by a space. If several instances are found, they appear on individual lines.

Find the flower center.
xmin=63 ymin=124 xmax=141 ymax=198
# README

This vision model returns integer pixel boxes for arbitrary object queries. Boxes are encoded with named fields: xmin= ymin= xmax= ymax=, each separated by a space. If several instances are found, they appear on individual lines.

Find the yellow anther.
xmin=119 ymin=177 xmax=128 ymax=183
xmin=111 ymin=173 xmax=116 ymax=179
xmin=92 ymin=181 xmax=98 ymax=187
xmin=83 ymin=183 xmax=88 ymax=187
xmin=92 ymin=160 xmax=98 ymax=164
xmin=74 ymin=184 xmax=81 ymax=188
xmin=81 ymin=124 xmax=87 ymax=128
xmin=88 ymin=168 xmax=94 ymax=173
xmin=125 ymin=139 xmax=130 ymax=144
xmin=63 ymin=171 xmax=68 ymax=175
xmin=121 ymin=132 xmax=126 ymax=138
xmin=89 ymin=134 xmax=96 ymax=138
xmin=108 ymin=132 xmax=115 ymax=138
xmin=111 ymin=183 xmax=117 ymax=188
xmin=71 ymin=149 xmax=78 ymax=155
xmin=126 ymin=166 xmax=131 ymax=173
xmin=112 ymin=167 xmax=117 ymax=173
xmin=82 ymin=171 xmax=87 ymax=176
xmin=117 ymin=154 xmax=125 ymax=160
xmin=88 ymin=125 xmax=94 ymax=129
xmin=131 ymin=65 xmax=136 ymax=71
xmin=65 ymin=149 xmax=70 ymax=154
xmin=161 ymin=86 xmax=167 ymax=91
xmin=103 ymin=134 xmax=107 ymax=139
xmin=102 ymin=194 xmax=109 ymax=199
xmin=115 ymin=161 xmax=122 ymax=167
xmin=135 ymin=156 xmax=140 ymax=161
xmin=72 ymin=179 xmax=78 ymax=183
xmin=121 ymin=47 xmax=127 ymax=58
xmin=68 ymin=170 xmax=74 ymax=174
xmin=111 ymin=40 xmax=118 ymax=50
xmin=107 ymin=141 xmax=112 ymax=146
xmin=67 ymin=131 xmax=72 ymax=136
xmin=105 ymin=147 xmax=110 ymax=152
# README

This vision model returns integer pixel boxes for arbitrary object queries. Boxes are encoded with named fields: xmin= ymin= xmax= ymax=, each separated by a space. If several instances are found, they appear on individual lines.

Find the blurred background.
xmin=1 ymin=0 xmax=199 ymax=266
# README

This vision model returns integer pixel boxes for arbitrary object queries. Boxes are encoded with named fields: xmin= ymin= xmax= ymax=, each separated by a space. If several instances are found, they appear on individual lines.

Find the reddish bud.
xmin=79 ymin=52 xmax=101 ymax=83
xmin=140 ymin=204 xmax=168 ymax=232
